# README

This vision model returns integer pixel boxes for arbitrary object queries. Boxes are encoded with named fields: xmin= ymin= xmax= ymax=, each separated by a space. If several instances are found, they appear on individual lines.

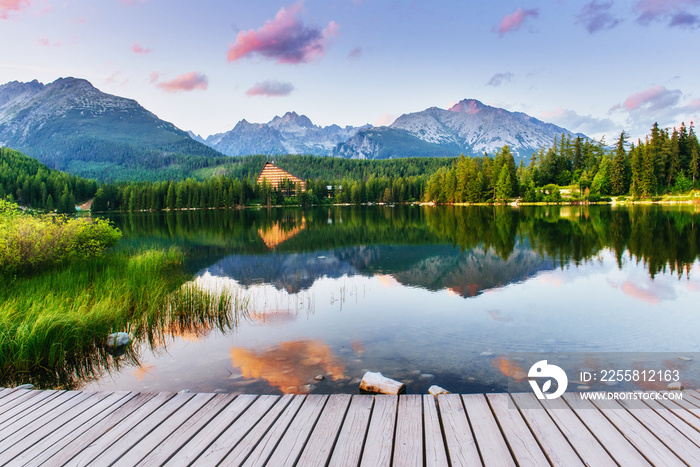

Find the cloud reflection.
xmin=230 ymin=339 xmax=346 ymax=393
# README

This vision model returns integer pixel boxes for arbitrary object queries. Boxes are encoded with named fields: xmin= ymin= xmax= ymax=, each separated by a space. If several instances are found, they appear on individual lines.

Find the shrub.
xmin=0 ymin=201 xmax=121 ymax=276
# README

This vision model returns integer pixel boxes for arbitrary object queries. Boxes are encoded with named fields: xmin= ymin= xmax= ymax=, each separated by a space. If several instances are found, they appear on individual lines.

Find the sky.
xmin=1 ymin=0 xmax=699 ymax=141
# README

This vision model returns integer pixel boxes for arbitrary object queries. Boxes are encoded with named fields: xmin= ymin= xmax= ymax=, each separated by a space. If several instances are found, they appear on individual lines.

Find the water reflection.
xmin=230 ymin=339 xmax=346 ymax=394
xmin=74 ymin=205 xmax=700 ymax=394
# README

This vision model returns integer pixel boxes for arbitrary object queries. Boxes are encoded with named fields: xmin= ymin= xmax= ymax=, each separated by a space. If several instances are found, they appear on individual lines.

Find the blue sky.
xmin=1 ymin=0 xmax=698 ymax=141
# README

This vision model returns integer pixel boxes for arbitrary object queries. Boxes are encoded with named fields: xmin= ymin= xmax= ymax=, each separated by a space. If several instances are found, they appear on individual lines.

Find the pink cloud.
xmin=148 ymin=71 xmax=160 ymax=84
xmin=495 ymin=7 xmax=539 ymax=36
xmin=36 ymin=36 xmax=63 ymax=48
xmin=617 ymin=85 xmax=682 ymax=112
xmin=635 ymin=0 xmax=700 ymax=25
xmin=227 ymin=3 xmax=338 ymax=64
xmin=1 ymin=0 xmax=31 ymax=19
xmin=131 ymin=42 xmax=152 ymax=54
xmin=155 ymin=72 xmax=208 ymax=93
xmin=246 ymin=80 xmax=294 ymax=97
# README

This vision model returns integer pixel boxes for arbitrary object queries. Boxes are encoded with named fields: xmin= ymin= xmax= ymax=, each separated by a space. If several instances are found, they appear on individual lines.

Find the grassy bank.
xmin=0 ymin=248 xmax=185 ymax=386
xmin=0 ymin=201 xmax=249 ymax=388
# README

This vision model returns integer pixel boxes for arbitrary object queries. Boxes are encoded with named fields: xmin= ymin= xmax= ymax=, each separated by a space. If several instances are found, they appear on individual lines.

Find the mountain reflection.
xmin=106 ymin=204 xmax=700 ymax=288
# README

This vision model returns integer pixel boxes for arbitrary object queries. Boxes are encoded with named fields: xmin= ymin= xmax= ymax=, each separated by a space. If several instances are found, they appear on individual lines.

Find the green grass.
xmin=0 ymin=204 xmax=250 ymax=389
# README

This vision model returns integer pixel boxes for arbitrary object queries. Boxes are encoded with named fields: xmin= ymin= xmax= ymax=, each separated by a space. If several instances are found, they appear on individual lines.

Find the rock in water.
xmin=428 ymin=385 xmax=450 ymax=396
xmin=359 ymin=371 xmax=406 ymax=395
xmin=106 ymin=332 xmax=131 ymax=349
xmin=668 ymin=382 xmax=684 ymax=391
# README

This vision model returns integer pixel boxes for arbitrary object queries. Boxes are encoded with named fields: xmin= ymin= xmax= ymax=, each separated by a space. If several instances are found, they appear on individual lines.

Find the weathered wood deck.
xmin=2 ymin=387 xmax=700 ymax=466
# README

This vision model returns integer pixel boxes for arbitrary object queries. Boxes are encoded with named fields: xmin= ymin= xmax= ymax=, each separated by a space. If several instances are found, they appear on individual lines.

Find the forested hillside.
xmin=423 ymin=123 xmax=700 ymax=203
xmin=0 ymin=147 xmax=97 ymax=213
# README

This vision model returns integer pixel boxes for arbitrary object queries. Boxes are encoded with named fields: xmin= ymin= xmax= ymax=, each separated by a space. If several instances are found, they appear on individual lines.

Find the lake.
xmin=78 ymin=204 xmax=700 ymax=395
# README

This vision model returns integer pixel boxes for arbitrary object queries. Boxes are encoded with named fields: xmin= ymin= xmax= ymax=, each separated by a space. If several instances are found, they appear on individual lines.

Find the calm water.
xmin=83 ymin=205 xmax=700 ymax=395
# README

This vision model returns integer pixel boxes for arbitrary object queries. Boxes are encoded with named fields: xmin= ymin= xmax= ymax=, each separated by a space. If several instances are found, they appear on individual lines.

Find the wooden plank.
xmin=220 ymin=394 xmax=296 ymax=467
xmin=264 ymin=394 xmax=328 ymax=467
xmin=15 ymin=391 xmax=138 ymax=467
xmin=463 ymin=394 xmax=515 ymax=467
xmin=393 ymin=394 xmax=423 ymax=467
xmin=192 ymin=395 xmax=281 ymax=466
xmin=240 ymin=395 xmax=306 ymax=467
xmin=0 ymin=391 xmax=89 ymax=452
xmin=0 ymin=389 xmax=60 ymax=429
xmin=681 ymin=391 xmax=700 ymax=407
xmin=0 ymin=388 xmax=17 ymax=400
xmin=360 ymin=395 xmax=397 ymax=467
xmin=511 ymin=393 xmax=584 ymax=467
xmin=0 ymin=388 xmax=33 ymax=410
xmin=162 ymin=394 xmax=258 ymax=467
xmin=87 ymin=392 xmax=196 ymax=466
xmin=617 ymin=396 xmax=700 ymax=464
xmin=436 ymin=393 xmax=481 ymax=466
xmin=662 ymin=392 xmax=700 ymax=417
xmin=42 ymin=392 xmax=159 ymax=466
xmin=486 ymin=393 xmax=550 ymax=467
xmin=538 ymin=395 xmax=616 ymax=466
xmin=137 ymin=394 xmax=240 ymax=466
xmin=63 ymin=392 xmax=176 ymax=467
xmin=648 ymin=395 xmax=700 ymax=432
xmin=115 ymin=392 xmax=217 ymax=465
xmin=422 ymin=395 xmax=448 ymax=467
xmin=632 ymin=396 xmax=700 ymax=447
xmin=0 ymin=391 xmax=114 ymax=464
xmin=562 ymin=393 xmax=651 ymax=466
xmin=329 ymin=395 xmax=374 ymax=467
xmin=585 ymin=396 xmax=686 ymax=466
xmin=297 ymin=394 xmax=352 ymax=466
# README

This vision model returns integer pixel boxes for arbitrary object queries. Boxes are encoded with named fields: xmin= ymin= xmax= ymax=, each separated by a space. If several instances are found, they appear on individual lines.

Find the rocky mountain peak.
xmin=449 ymin=99 xmax=487 ymax=114
xmin=269 ymin=111 xmax=314 ymax=129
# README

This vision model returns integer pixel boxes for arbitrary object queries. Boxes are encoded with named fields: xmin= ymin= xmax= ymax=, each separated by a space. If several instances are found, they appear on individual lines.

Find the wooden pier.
xmin=2 ymin=387 xmax=700 ymax=466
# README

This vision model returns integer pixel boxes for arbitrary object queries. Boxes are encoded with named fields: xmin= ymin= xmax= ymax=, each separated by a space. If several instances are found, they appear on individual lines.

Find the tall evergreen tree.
xmin=610 ymin=131 xmax=628 ymax=195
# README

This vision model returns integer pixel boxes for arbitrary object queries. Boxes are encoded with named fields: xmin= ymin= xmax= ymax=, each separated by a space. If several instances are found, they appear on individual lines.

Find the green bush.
xmin=0 ymin=200 xmax=121 ymax=276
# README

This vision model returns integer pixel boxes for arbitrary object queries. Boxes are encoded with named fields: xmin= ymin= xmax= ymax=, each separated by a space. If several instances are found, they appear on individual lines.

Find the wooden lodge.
xmin=256 ymin=162 xmax=306 ymax=192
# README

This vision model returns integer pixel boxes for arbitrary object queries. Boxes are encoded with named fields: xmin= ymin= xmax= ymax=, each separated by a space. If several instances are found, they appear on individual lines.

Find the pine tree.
xmin=610 ymin=131 xmax=628 ymax=195
xmin=45 ymin=194 xmax=55 ymax=212
xmin=495 ymin=165 xmax=512 ymax=200
xmin=641 ymin=142 xmax=657 ymax=197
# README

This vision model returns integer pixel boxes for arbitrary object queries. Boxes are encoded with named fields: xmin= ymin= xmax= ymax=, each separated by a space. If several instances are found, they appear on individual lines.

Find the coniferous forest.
xmin=1 ymin=122 xmax=698 ymax=213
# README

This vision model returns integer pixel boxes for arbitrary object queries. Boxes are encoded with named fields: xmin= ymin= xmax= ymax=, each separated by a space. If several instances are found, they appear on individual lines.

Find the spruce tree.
xmin=610 ymin=131 xmax=628 ymax=195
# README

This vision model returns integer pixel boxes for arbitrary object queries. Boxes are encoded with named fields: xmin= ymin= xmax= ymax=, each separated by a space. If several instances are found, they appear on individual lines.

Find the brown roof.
xmin=256 ymin=162 xmax=306 ymax=190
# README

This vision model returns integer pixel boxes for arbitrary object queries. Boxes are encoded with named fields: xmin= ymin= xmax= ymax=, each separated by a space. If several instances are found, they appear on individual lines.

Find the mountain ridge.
xmin=0 ymin=77 xmax=223 ymax=180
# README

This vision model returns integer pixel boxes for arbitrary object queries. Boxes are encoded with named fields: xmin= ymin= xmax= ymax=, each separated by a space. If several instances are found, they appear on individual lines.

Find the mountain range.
xmin=0 ymin=77 xmax=222 ymax=179
xmin=0 ymin=77 xmax=587 ymax=178
xmin=191 ymin=111 xmax=365 ymax=157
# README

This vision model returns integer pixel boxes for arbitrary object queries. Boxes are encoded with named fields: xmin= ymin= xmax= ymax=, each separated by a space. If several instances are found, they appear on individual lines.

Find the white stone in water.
xmin=15 ymin=384 xmax=35 ymax=390
xmin=420 ymin=373 xmax=435 ymax=380
xmin=577 ymin=385 xmax=591 ymax=391
xmin=428 ymin=385 xmax=450 ymax=396
xmin=480 ymin=351 xmax=493 ymax=356
xmin=360 ymin=371 xmax=406 ymax=395
xmin=313 ymin=375 xmax=325 ymax=381
xmin=678 ymin=356 xmax=693 ymax=362
xmin=106 ymin=332 xmax=131 ymax=348
xmin=668 ymin=382 xmax=684 ymax=391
